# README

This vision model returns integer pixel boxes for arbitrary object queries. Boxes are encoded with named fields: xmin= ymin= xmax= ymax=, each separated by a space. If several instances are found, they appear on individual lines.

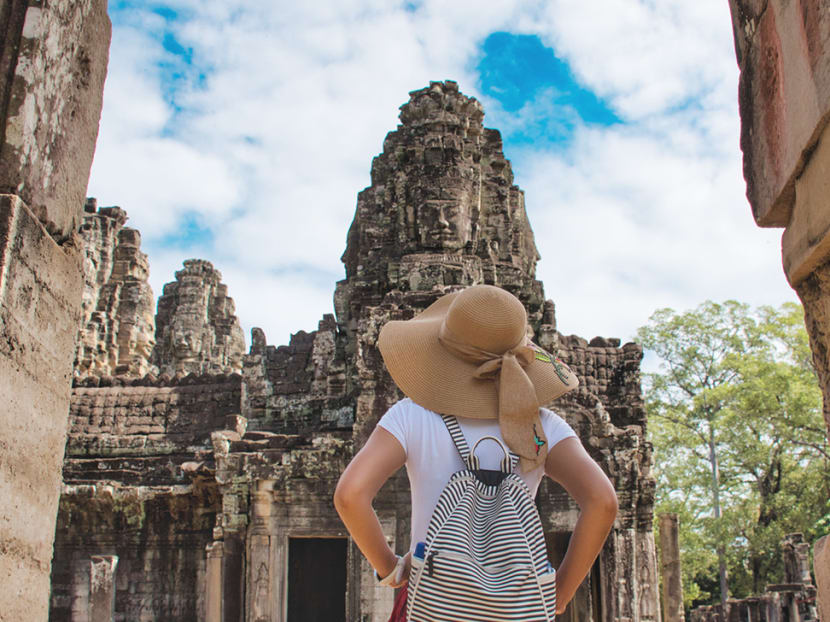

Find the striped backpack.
xmin=407 ymin=415 xmax=557 ymax=621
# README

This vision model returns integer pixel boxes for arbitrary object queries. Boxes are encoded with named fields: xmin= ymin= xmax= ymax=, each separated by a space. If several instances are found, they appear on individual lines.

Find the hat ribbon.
xmin=437 ymin=322 xmax=548 ymax=472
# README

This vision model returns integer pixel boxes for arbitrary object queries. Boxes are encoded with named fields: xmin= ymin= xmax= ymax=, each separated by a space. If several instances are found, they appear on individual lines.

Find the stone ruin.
xmin=727 ymin=0 xmax=830 ymax=614
xmin=74 ymin=201 xmax=244 ymax=380
xmin=50 ymin=81 xmax=658 ymax=621
xmin=690 ymin=534 xmax=819 ymax=622
xmin=152 ymin=258 xmax=246 ymax=378
xmin=75 ymin=199 xmax=155 ymax=378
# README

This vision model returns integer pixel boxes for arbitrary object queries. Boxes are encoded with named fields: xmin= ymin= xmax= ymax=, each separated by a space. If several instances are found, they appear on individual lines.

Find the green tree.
xmin=638 ymin=301 xmax=829 ymax=607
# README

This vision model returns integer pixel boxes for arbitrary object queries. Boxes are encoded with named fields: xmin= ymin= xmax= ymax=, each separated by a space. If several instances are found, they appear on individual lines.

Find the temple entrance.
xmin=287 ymin=537 xmax=347 ymax=622
xmin=546 ymin=532 xmax=602 ymax=621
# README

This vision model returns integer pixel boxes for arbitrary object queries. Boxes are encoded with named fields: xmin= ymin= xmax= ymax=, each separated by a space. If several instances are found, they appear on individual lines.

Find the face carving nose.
xmin=436 ymin=207 xmax=450 ymax=230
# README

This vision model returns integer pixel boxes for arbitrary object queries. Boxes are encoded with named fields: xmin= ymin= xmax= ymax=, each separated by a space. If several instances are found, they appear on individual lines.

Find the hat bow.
xmin=438 ymin=321 xmax=548 ymax=471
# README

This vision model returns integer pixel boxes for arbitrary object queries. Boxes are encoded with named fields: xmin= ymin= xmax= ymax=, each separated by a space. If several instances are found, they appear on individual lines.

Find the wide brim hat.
xmin=378 ymin=284 xmax=579 ymax=470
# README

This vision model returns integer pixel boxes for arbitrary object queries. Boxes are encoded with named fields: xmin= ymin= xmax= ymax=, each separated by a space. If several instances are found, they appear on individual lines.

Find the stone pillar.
xmin=70 ymin=558 xmax=92 ymax=622
xmin=815 ymin=536 xmax=830 ymax=622
xmin=205 ymin=535 xmax=245 ymax=622
xmin=781 ymin=533 xmax=812 ymax=584
xmin=206 ymin=541 xmax=224 ymax=622
xmin=68 ymin=555 xmax=118 ymax=622
xmin=89 ymin=555 xmax=118 ymax=622
xmin=356 ymin=517 xmax=397 ymax=622
xmin=659 ymin=514 xmax=684 ymax=622
xmin=0 ymin=1 xmax=110 ymax=620
xmin=248 ymin=479 xmax=275 ymax=622
xmin=637 ymin=527 xmax=661 ymax=622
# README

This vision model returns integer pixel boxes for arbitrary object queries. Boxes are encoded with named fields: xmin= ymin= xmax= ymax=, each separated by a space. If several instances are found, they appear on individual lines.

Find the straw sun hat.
xmin=378 ymin=284 xmax=579 ymax=472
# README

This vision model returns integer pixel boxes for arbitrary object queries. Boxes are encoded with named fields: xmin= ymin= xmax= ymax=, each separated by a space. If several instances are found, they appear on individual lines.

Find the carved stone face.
xmin=418 ymin=198 xmax=473 ymax=251
xmin=171 ymin=325 xmax=202 ymax=362
xmin=131 ymin=330 xmax=154 ymax=362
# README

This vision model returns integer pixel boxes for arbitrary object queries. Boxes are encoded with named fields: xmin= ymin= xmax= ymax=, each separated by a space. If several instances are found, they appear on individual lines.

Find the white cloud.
xmin=87 ymin=0 xmax=799 ymax=353
xmin=518 ymin=122 xmax=797 ymax=343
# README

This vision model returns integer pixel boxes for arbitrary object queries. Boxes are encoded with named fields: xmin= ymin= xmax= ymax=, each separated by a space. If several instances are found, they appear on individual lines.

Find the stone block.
xmin=0 ymin=194 xmax=83 ymax=621
xmin=0 ymin=0 xmax=110 ymax=240
xmin=729 ymin=0 xmax=830 ymax=226
xmin=784 ymin=121 xmax=830 ymax=284
xmin=89 ymin=555 xmax=118 ymax=622
xmin=816 ymin=535 xmax=830 ymax=622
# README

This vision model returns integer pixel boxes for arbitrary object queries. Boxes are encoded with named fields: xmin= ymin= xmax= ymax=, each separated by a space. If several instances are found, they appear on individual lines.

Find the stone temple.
xmin=50 ymin=81 xmax=658 ymax=621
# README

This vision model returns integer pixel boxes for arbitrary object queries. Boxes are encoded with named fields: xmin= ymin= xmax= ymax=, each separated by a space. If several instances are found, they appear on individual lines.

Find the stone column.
xmin=223 ymin=534 xmax=246 ymax=622
xmin=637 ymin=527 xmax=661 ymax=622
xmin=89 ymin=555 xmax=118 ymax=622
xmin=659 ymin=514 xmax=684 ymax=622
xmin=248 ymin=479 xmax=275 ymax=622
xmin=815 ymin=536 xmax=830 ymax=622
xmin=0 ymin=1 xmax=110 ymax=619
xmin=356 ymin=516 xmax=397 ymax=622
xmin=68 ymin=555 xmax=118 ymax=622
xmin=206 ymin=541 xmax=224 ymax=622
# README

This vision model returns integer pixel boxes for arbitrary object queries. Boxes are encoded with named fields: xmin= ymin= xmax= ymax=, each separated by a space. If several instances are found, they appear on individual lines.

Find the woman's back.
xmin=378 ymin=398 xmax=576 ymax=550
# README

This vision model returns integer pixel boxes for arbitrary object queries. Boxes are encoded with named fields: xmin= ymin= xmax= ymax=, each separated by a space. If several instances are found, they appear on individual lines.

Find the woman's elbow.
xmin=334 ymin=473 xmax=369 ymax=517
xmin=596 ymin=486 xmax=618 ymax=522
xmin=333 ymin=476 xmax=353 ymax=515
xmin=582 ymin=482 xmax=618 ymax=522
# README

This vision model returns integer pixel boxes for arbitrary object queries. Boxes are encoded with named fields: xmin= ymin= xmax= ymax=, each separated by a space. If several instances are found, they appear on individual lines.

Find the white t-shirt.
xmin=377 ymin=398 xmax=577 ymax=551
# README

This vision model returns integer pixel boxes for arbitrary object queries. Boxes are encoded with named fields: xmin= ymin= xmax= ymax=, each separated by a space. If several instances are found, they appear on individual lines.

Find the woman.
xmin=334 ymin=284 xmax=618 ymax=620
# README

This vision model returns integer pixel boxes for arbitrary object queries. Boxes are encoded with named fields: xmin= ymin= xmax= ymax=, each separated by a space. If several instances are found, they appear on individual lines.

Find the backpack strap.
xmin=441 ymin=415 xmax=474 ymax=467
xmin=503 ymin=447 xmax=520 ymax=473
xmin=441 ymin=415 xmax=520 ymax=472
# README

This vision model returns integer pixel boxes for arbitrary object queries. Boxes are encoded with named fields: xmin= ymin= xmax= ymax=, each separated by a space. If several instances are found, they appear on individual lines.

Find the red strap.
xmin=387 ymin=583 xmax=408 ymax=622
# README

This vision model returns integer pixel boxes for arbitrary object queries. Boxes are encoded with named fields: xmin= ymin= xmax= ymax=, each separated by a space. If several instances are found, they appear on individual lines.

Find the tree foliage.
xmin=638 ymin=301 xmax=829 ymax=607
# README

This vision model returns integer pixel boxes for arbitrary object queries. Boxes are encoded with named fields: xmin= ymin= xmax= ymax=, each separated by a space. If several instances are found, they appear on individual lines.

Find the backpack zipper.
xmin=427 ymin=550 xmax=437 ymax=577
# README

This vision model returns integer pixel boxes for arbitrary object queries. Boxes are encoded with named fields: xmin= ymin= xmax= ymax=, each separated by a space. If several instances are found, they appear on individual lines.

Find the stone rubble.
xmin=691 ymin=534 xmax=818 ymax=622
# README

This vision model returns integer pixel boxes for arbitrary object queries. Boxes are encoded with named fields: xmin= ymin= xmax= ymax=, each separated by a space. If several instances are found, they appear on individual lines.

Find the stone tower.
xmin=75 ymin=199 xmax=156 ymax=377
xmin=152 ymin=259 xmax=246 ymax=376
xmin=337 ymin=80 xmax=545 ymax=332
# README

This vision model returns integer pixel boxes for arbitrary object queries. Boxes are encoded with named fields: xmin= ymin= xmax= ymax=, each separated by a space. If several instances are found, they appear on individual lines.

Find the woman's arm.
xmin=334 ymin=426 xmax=408 ymax=582
xmin=545 ymin=437 xmax=618 ymax=615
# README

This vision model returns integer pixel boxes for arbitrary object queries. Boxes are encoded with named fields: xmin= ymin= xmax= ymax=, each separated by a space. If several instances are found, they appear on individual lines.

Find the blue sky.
xmin=87 ymin=0 xmax=796 ymax=351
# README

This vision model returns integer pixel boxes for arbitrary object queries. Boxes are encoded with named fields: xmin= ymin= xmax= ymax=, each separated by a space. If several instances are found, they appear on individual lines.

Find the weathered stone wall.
xmin=52 ymin=484 xmax=219 ymax=622
xmin=0 ymin=1 xmax=110 ymax=620
xmin=727 ymin=0 xmax=830 ymax=614
xmin=728 ymin=0 xmax=830 ymax=432
xmin=67 ymin=374 xmax=244 ymax=484
xmin=51 ymin=374 xmax=242 ymax=621
xmin=815 ymin=535 xmax=830 ymax=621
xmin=0 ymin=1 xmax=109 ymax=242
xmin=242 ymin=315 xmax=351 ymax=435
xmin=75 ymin=200 xmax=155 ymax=378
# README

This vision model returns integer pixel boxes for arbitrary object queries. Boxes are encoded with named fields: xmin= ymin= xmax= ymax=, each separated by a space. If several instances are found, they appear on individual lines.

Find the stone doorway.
xmin=546 ymin=532 xmax=602 ymax=621
xmin=286 ymin=537 xmax=347 ymax=621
